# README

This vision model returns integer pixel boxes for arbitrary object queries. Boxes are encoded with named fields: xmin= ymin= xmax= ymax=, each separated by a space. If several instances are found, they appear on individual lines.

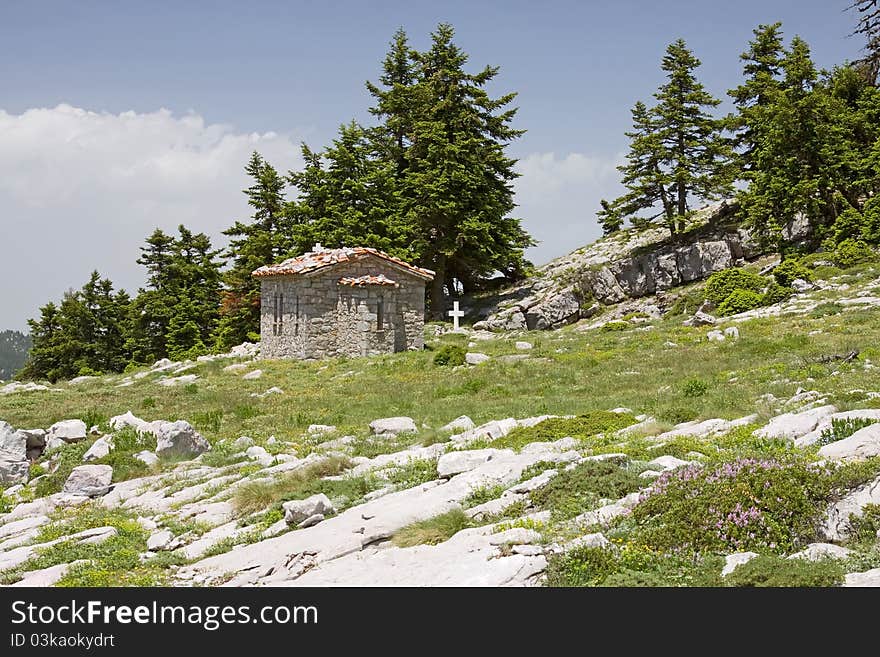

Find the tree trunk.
xmin=429 ymin=253 xmax=447 ymax=320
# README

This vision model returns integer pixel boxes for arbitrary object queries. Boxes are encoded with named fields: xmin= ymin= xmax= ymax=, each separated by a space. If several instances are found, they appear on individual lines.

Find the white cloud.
xmin=0 ymin=104 xmax=302 ymax=330
xmin=514 ymin=151 xmax=623 ymax=267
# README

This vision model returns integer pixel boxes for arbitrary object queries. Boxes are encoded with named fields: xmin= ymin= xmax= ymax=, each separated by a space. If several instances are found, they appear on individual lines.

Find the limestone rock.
xmin=647 ymin=455 xmax=692 ymax=471
xmin=515 ymin=341 xmax=533 ymax=351
xmin=788 ymin=543 xmax=852 ymax=561
xmin=134 ymin=451 xmax=159 ymax=466
xmin=297 ymin=513 xmax=326 ymax=529
xmin=724 ymin=326 xmax=740 ymax=340
xmin=283 ymin=494 xmax=335 ymax=525
xmin=109 ymin=411 xmax=148 ymax=433
xmin=308 ymin=424 xmax=337 ymax=436
xmin=438 ymin=449 xmax=503 ymax=478
xmin=233 ymin=436 xmax=255 ymax=450
xmin=0 ymin=421 xmax=27 ymax=461
xmin=524 ymin=288 xmax=581 ymax=330
xmin=369 ymin=417 xmax=417 ymax=435
xmin=0 ymin=459 xmax=29 ymax=486
xmin=440 ymin=416 xmax=475 ymax=433
xmin=47 ymin=419 xmax=87 ymax=443
xmin=753 ymin=405 xmax=838 ymax=441
xmin=147 ymin=529 xmax=174 ymax=551
xmin=153 ymin=420 xmax=210 ymax=460
xmin=488 ymin=528 xmax=541 ymax=546
xmin=822 ymin=474 xmax=880 ymax=541
xmin=82 ymin=436 xmax=114 ymax=462
xmin=243 ymin=369 xmax=263 ymax=380
xmin=844 ymin=568 xmax=880 ymax=587
xmin=817 ymin=423 xmax=880 ymax=461
xmin=465 ymin=352 xmax=491 ymax=365
xmin=707 ymin=330 xmax=725 ymax=342
xmin=721 ymin=551 xmax=758 ymax=576
xmin=157 ymin=374 xmax=198 ymax=387
xmin=62 ymin=464 xmax=113 ymax=497
xmin=684 ymin=311 xmax=717 ymax=327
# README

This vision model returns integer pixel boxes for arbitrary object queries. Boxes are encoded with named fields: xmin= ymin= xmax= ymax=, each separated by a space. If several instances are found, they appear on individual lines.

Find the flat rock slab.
xmin=753 ymin=405 xmax=838 ymax=441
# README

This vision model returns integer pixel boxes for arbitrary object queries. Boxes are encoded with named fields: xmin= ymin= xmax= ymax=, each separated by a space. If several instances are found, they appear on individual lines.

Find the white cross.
xmin=448 ymin=301 xmax=464 ymax=330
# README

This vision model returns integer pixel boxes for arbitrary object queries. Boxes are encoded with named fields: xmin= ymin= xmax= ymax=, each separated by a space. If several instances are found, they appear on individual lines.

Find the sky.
xmin=0 ymin=0 xmax=867 ymax=330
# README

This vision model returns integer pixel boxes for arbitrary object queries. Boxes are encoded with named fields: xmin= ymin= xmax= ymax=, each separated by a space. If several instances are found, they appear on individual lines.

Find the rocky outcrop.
xmin=477 ymin=201 xmax=769 ymax=331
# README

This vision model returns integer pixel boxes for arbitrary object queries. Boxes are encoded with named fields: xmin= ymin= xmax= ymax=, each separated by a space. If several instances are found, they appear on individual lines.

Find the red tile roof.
xmin=338 ymin=274 xmax=399 ymax=287
xmin=252 ymin=246 xmax=435 ymax=280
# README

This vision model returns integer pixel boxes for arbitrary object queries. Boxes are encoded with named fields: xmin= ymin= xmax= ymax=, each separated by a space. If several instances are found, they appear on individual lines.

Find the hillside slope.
xmin=1 ymin=250 xmax=880 ymax=587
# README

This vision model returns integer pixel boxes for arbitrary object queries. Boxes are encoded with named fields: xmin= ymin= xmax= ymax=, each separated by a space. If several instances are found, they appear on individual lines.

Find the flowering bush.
xmin=630 ymin=458 xmax=828 ymax=553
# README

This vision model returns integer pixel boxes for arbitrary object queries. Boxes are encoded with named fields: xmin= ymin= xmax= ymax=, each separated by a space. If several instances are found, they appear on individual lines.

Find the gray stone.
xmin=724 ymin=326 xmax=740 ymax=340
xmin=564 ymin=532 xmax=611 ymax=551
xmin=47 ymin=419 xmax=87 ymax=443
xmin=245 ymin=445 xmax=270 ymax=460
xmin=788 ymin=543 xmax=852 ymax=561
xmin=147 ymin=529 xmax=174 ymax=551
xmin=822 ymin=474 xmax=880 ymax=541
xmin=369 ymin=417 xmax=417 ymax=435
xmin=307 ymin=424 xmax=337 ymax=436
xmin=223 ymin=362 xmax=250 ymax=373
xmin=0 ymin=459 xmax=29 ymax=486
xmin=109 ymin=411 xmax=148 ymax=433
xmin=524 ymin=288 xmax=581 ymax=329
xmin=791 ymin=278 xmax=812 ymax=293
xmin=753 ymin=405 xmax=838 ymax=441
xmin=19 ymin=428 xmax=47 ymax=449
xmin=0 ymin=421 xmax=27 ymax=461
xmin=62 ymin=465 xmax=113 ymax=497
xmin=647 ymin=455 xmax=692 ymax=471
xmin=488 ymin=528 xmax=541 ymax=546
xmin=297 ymin=513 xmax=326 ymax=529
xmin=440 ymin=416 xmax=475 ymax=433
xmin=242 ymin=369 xmax=263 ymax=380
xmin=507 ymin=469 xmax=557 ymax=494
xmin=82 ymin=436 xmax=114 ymax=462
xmin=515 ymin=341 xmax=533 ymax=351
xmin=465 ymin=352 xmax=491 ymax=365
xmin=157 ymin=374 xmax=198 ymax=387
xmin=817 ymin=423 xmax=880 ymax=461
xmin=134 ymin=451 xmax=159 ymax=466
xmin=575 ymin=503 xmax=629 ymax=527
xmin=437 ymin=449 xmax=503 ymax=478
xmin=707 ymin=329 xmax=725 ymax=342
xmin=233 ymin=436 xmax=255 ymax=450
xmin=721 ymin=551 xmax=758 ymax=576
xmin=153 ymin=420 xmax=210 ymax=460
xmin=684 ymin=311 xmax=717 ymax=327
xmin=283 ymin=494 xmax=335 ymax=525
xmin=844 ymin=568 xmax=880 ymax=587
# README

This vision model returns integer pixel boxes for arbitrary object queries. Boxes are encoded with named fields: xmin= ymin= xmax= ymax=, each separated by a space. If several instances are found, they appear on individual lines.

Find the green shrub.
xmin=600 ymin=320 xmax=630 ymax=332
xmin=531 ymin=459 xmax=642 ymax=520
xmin=762 ymin=281 xmax=794 ymax=306
xmin=496 ymin=411 xmax=638 ymax=451
xmin=832 ymin=239 xmax=875 ymax=268
xmin=717 ymin=289 xmax=765 ymax=316
xmin=630 ymin=457 xmax=830 ymax=553
xmin=433 ymin=344 xmax=466 ymax=366
xmin=386 ymin=458 xmax=439 ymax=489
xmin=723 ymin=554 xmax=844 ymax=587
xmin=681 ymin=378 xmax=709 ymax=398
xmin=773 ymin=258 xmax=813 ymax=287
xmin=545 ymin=546 xmax=618 ymax=586
xmin=705 ymin=268 xmax=767 ymax=305
xmin=392 ymin=508 xmax=472 ymax=547
xmin=818 ymin=417 xmax=878 ymax=446
xmin=847 ymin=504 xmax=880 ymax=544
xmin=810 ymin=302 xmax=843 ymax=318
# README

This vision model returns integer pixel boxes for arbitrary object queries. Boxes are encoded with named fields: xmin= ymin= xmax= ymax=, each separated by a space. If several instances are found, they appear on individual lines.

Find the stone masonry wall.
xmin=260 ymin=258 xmax=426 ymax=360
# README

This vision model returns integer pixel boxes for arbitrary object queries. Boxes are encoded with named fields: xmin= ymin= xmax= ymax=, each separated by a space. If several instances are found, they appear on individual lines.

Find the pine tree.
xmin=597 ymin=199 xmax=624 ymax=235
xmin=215 ymin=152 xmax=293 ymax=349
xmin=851 ymin=0 xmax=880 ymax=83
xmin=728 ymin=23 xmax=787 ymax=176
xmin=607 ymin=40 xmax=731 ymax=235
xmin=402 ymin=23 xmax=534 ymax=310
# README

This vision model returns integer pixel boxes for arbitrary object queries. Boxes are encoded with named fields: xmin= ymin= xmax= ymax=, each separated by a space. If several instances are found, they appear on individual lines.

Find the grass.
xmin=391 ymin=508 xmax=473 ymax=547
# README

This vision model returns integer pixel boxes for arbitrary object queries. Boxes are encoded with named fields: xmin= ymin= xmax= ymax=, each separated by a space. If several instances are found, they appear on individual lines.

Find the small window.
xmin=376 ymin=295 xmax=384 ymax=332
xmin=272 ymin=292 xmax=284 ymax=336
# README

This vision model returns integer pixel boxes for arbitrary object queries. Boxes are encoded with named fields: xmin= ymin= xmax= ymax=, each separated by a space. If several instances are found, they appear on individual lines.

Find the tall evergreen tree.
xmin=596 ymin=199 xmax=624 ymax=235
xmin=851 ymin=0 xmax=880 ymax=83
xmin=728 ymin=23 xmax=787 ymax=176
xmin=401 ymin=23 xmax=534 ymax=309
xmin=607 ymin=40 xmax=732 ymax=235
xmin=215 ymin=152 xmax=293 ymax=348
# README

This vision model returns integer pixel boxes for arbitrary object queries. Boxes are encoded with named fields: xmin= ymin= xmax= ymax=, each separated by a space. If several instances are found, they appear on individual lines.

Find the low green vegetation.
xmin=818 ymin=417 xmax=877 ymax=446
xmin=391 ymin=508 xmax=473 ymax=548
xmin=530 ymin=459 xmax=642 ymax=520
xmin=432 ymin=344 xmax=466 ymax=366
xmin=722 ymin=554 xmax=845 ymax=587
xmin=496 ymin=412 xmax=638 ymax=451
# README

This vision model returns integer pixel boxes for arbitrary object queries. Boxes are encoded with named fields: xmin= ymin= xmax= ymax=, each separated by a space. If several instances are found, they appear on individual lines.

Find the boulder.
xmin=47 ymin=419 xmax=87 ymax=443
xmin=232 ymin=436 xmax=255 ymax=450
xmin=515 ymin=341 xmax=533 ymax=351
xmin=153 ymin=421 xmax=210 ymax=460
xmin=437 ymin=449 xmax=502 ymax=478
xmin=0 ymin=421 xmax=27 ymax=461
xmin=707 ymin=330 xmax=725 ymax=342
xmin=0 ymin=459 xmax=29 ymax=486
xmin=684 ymin=311 xmax=717 ymax=327
xmin=147 ymin=529 xmax=174 ymax=551
xmin=788 ymin=543 xmax=852 ymax=561
xmin=753 ymin=405 xmax=838 ymax=441
xmin=133 ymin=450 xmax=159 ymax=466
xmin=524 ymin=288 xmax=581 ymax=329
xmin=647 ymin=455 xmax=692 ymax=471
xmin=440 ymin=416 xmax=475 ymax=433
xmin=369 ymin=417 xmax=417 ymax=435
xmin=817 ymin=423 xmax=880 ymax=461
xmin=157 ymin=374 xmax=198 ymax=387
xmin=585 ymin=267 xmax=626 ymax=304
xmin=465 ymin=352 xmax=491 ymax=365
xmin=109 ymin=411 xmax=148 ymax=433
xmin=721 ymin=551 xmax=758 ymax=576
xmin=245 ymin=445 xmax=270 ymax=460
xmin=243 ymin=369 xmax=263 ymax=380
xmin=297 ymin=514 xmax=326 ymax=529
xmin=62 ymin=465 xmax=113 ymax=497
xmin=844 ymin=568 xmax=880 ymax=587
xmin=82 ymin=436 xmax=114 ymax=462
xmin=822 ymin=474 xmax=880 ymax=541
xmin=724 ymin=326 xmax=740 ymax=340
xmin=307 ymin=424 xmax=337 ymax=436
xmin=283 ymin=494 xmax=335 ymax=525
xmin=791 ymin=278 xmax=813 ymax=293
